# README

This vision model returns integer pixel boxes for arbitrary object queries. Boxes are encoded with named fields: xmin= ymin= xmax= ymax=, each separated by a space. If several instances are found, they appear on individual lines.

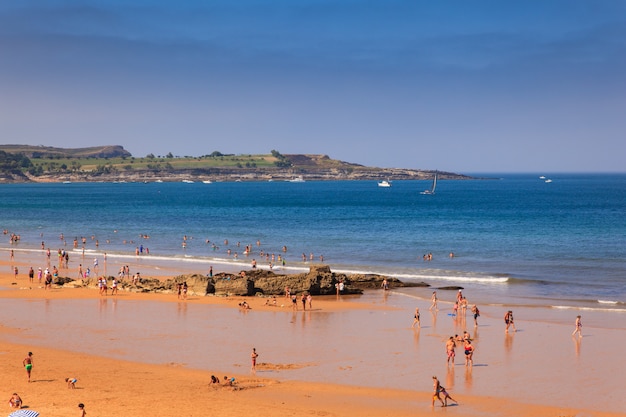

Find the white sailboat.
xmin=421 ymin=172 xmax=437 ymax=195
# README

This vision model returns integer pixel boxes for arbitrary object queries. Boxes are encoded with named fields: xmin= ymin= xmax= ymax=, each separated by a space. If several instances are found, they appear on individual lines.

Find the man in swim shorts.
xmin=23 ymin=352 xmax=33 ymax=382
xmin=251 ymin=347 xmax=259 ymax=373
xmin=445 ymin=337 xmax=456 ymax=367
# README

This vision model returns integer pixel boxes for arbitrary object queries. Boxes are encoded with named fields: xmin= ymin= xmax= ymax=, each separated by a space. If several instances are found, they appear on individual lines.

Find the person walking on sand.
xmin=572 ymin=315 xmax=583 ymax=337
xmin=504 ymin=310 xmax=516 ymax=333
xmin=78 ymin=403 xmax=86 ymax=417
xmin=412 ymin=307 xmax=421 ymax=328
xmin=23 ymin=352 xmax=33 ymax=382
xmin=429 ymin=291 xmax=438 ymax=311
xmin=431 ymin=376 xmax=445 ymax=407
xmin=251 ymin=348 xmax=259 ymax=373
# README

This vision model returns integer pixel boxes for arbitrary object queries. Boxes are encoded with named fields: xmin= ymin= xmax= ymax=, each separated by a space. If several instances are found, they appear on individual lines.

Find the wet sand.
xmin=1 ymin=258 xmax=624 ymax=416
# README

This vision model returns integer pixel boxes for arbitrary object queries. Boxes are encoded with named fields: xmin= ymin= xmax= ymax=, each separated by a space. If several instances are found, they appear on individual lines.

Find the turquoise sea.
xmin=1 ymin=174 xmax=625 ymax=311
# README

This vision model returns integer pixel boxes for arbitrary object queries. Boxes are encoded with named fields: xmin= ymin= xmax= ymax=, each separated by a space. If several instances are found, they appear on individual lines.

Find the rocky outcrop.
xmin=60 ymin=265 xmax=431 ymax=296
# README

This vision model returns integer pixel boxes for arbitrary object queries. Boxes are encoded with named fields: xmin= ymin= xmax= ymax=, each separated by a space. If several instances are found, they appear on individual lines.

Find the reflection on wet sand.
xmin=446 ymin=365 xmax=455 ymax=391
xmin=573 ymin=335 xmax=581 ymax=358
xmin=504 ymin=332 xmax=514 ymax=357
xmin=464 ymin=365 xmax=473 ymax=390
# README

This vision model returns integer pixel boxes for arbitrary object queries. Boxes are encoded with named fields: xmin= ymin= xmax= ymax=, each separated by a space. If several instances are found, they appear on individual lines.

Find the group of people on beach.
xmin=420 ymin=285 xmax=586 ymax=407
xmin=444 ymin=333 xmax=475 ymax=368
xmin=284 ymin=287 xmax=313 ymax=311
xmin=428 ymin=290 xmax=481 ymax=326
xmin=9 ymin=351 xmax=85 ymax=415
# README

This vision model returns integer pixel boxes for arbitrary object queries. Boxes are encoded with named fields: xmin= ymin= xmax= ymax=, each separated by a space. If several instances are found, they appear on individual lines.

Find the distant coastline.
xmin=0 ymin=144 xmax=475 ymax=183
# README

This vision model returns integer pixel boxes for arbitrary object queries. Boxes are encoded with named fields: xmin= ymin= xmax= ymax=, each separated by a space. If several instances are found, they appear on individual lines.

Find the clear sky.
xmin=1 ymin=1 xmax=624 ymax=173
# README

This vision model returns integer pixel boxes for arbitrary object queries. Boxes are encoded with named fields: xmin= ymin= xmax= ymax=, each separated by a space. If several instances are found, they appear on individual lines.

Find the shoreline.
xmin=1 ymin=261 xmax=625 ymax=416
xmin=4 ymin=246 xmax=626 ymax=319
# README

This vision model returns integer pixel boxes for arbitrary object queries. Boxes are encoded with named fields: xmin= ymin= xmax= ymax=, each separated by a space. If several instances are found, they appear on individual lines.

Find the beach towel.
xmin=9 ymin=410 xmax=40 ymax=417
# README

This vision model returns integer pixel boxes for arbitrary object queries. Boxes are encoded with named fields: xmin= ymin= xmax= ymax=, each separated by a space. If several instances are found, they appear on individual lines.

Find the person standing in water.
xmin=251 ymin=348 xmax=259 ymax=373
xmin=471 ymin=305 xmax=480 ymax=326
xmin=464 ymin=339 xmax=475 ymax=367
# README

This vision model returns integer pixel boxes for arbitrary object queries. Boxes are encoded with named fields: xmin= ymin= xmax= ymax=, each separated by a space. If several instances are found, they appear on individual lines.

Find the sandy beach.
xmin=1 ymin=257 xmax=624 ymax=417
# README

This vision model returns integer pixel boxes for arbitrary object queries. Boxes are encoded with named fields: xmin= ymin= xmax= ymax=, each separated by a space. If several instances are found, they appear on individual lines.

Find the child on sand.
xmin=439 ymin=385 xmax=457 ymax=406
xmin=66 ymin=377 xmax=78 ymax=388
xmin=78 ymin=403 xmax=86 ymax=417
xmin=8 ymin=393 xmax=22 ymax=409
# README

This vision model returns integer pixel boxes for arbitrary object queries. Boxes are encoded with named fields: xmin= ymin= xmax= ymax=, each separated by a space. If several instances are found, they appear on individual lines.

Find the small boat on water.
xmin=202 ymin=180 xmax=212 ymax=184
xmin=421 ymin=172 xmax=437 ymax=195
xmin=377 ymin=180 xmax=391 ymax=187
xmin=288 ymin=176 xmax=305 ymax=183
xmin=182 ymin=180 xmax=194 ymax=184
xmin=545 ymin=179 xmax=553 ymax=183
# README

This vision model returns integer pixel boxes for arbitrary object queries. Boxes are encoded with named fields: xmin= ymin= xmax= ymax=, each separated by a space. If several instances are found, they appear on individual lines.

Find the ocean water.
xmin=1 ymin=174 xmax=625 ymax=311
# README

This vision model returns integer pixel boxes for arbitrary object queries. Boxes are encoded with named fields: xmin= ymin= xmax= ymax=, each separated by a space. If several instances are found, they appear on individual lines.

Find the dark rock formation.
xmin=60 ymin=265 xmax=430 ymax=296
xmin=436 ymin=286 xmax=465 ymax=291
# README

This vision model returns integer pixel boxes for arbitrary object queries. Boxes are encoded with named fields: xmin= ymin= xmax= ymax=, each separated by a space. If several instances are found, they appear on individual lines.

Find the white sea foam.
xmin=552 ymin=305 xmax=626 ymax=313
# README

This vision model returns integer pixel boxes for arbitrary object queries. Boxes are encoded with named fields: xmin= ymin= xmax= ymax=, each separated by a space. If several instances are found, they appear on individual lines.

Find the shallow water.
xmin=1 ymin=290 xmax=623 ymax=413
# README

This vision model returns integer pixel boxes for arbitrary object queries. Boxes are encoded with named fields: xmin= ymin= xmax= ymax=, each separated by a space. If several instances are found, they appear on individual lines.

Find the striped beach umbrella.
xmin=9 ymin=410 xmax=40 ymax=417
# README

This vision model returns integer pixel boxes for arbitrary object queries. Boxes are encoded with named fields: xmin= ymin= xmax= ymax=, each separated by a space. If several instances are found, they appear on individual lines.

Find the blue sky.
xmin=1 ymin=1 xmax=624 ymax=172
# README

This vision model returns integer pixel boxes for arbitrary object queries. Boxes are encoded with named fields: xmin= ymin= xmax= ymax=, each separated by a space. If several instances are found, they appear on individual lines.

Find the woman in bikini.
xmin=412 ymin=307 xmax=420 ymax=328
xmin=464 ymin=340 xmax=475 ymax=367
xmin=431 ymin=376 xmax=445 ymax=407
xmin=572 ymin=315 xmax=582 ymax=337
